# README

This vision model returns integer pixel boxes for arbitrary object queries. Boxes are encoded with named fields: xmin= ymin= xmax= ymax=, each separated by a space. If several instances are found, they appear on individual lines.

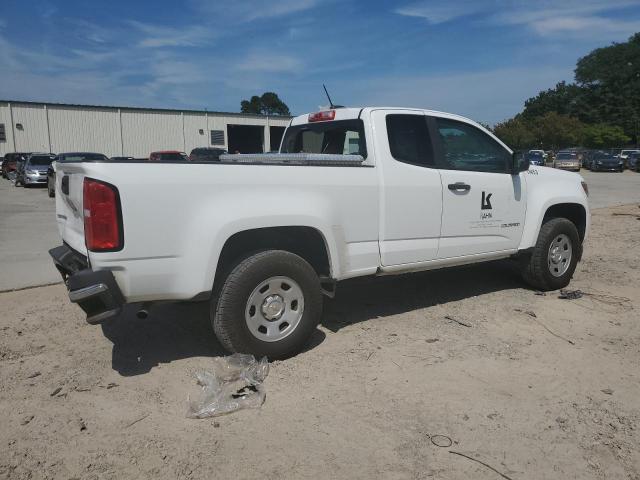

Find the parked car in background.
xmin=189 ymin=147 xmax=227 ymax=162
xmin=589 ymin=152 xmax=623 ymax=172
xmin=553 ymin=151 xmax=580 ymax=171
xmin=149 ymin=151 xmax=188 ymax=162
xmin=15 ymin=153 xmax=55 ymax=187
xmin=626 ymin=152 xmax=640 ymax=172
xmin=2 ymin=152 xmax=30 ymax=179
xmin=619 ymin=149 xmax=640 ymax=169
xmin=525 ymin=150 xmax=545 ymax=166
xmin=48 ymin=152 xmax=109 ymax=197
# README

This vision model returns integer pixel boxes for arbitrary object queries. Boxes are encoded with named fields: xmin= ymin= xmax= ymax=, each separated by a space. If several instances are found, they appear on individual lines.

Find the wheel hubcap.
xmin=547 ymin=234 xmax=572 ymax=277
xmin=245 ymin=276 xmax=305 ymax=342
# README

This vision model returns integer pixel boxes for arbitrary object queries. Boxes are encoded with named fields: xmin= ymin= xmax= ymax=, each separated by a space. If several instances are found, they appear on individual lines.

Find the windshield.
xmin=526 ymin=152 xmax=543 ymax=159
xmin=556 ymin=153 xmax=576 ymax=160
xmin=281 ymin=119 xmax=367 ymax=157
xmin=28 ymin=155 xmax=55 ymax=166
xmin=61 ymin=153 xmax=108 ymax=162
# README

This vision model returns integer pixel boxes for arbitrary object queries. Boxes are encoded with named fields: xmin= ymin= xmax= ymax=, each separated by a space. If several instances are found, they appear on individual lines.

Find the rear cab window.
xmin=281 ymin=119 xmax=367 ymax=158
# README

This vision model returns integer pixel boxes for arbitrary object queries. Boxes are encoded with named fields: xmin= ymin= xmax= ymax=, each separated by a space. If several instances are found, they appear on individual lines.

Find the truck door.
xmin=431 ymin=116 xmax=526 ymax=258
xmin=372 ymin=110 xmax=443 ymax=266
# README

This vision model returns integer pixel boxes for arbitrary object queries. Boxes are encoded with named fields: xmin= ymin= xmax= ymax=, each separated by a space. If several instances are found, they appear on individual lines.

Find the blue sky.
xmin=1 ymin=0 xmax=639 ymax=124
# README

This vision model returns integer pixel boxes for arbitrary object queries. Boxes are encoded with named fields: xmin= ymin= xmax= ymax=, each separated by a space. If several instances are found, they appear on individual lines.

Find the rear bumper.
xmin=24 ymin=175 xmax=47 ymax=184
xmin=49 ymin=244 xmax=125 ymax=324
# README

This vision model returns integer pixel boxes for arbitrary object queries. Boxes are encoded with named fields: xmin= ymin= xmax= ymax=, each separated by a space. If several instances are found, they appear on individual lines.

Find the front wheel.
xmin=47 ymin=178 xmax=55 ymax=197
xmin=520 ymin=218 xmax=581 ymax=291
xmin=212 ymin=250 xmax=323 ymax=359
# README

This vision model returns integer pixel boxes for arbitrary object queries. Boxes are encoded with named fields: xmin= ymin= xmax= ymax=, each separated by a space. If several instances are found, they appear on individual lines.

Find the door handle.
xmin=448 ymin=182 xmax=471 ymax=192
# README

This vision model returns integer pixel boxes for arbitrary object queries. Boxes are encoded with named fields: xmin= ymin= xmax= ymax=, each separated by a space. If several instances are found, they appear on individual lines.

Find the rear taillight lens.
xmin=83 ymin=178 xmax=122 ymax=251
xmin=308 ymin=110 xmax=336 ymax=122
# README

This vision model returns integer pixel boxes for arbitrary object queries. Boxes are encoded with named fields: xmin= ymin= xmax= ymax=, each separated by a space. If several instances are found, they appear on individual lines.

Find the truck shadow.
xmin=321 ymin=259 xmax=523 ymax=332
xmin=102 ymin=259 xmax=522 ymax=376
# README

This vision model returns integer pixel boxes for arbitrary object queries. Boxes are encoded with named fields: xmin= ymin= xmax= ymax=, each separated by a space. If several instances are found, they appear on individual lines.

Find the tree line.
xmin=494 ymin=33 xmax=640 ymax=151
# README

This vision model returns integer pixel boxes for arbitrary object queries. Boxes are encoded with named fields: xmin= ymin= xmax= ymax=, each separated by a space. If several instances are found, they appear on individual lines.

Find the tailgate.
xmin=54 ymin=162 xmax=88 ymax=255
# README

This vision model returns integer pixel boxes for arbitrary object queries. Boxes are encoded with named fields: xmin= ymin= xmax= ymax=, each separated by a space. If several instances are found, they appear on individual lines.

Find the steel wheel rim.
xmin=245 ymin=276 xmax=305 ymax=342
xmin=547 ymin=233 xmax=572 ymax=277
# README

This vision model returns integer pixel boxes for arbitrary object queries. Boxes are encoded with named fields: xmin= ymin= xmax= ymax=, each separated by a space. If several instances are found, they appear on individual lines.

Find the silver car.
xmin=554 ymin=152 xmax=580 ymax=172
xmin=15 ymin=153 xmax=55 ymax=187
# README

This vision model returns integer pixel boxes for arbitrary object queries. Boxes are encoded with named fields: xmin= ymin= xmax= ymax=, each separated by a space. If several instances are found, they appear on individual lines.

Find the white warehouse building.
xmin=0 ymin=100 xmax=292 ymax=158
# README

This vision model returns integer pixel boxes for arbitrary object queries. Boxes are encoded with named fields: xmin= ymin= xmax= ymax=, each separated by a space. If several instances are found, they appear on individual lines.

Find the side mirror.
xmin=512 ymin=152 xmax=529 ymax=174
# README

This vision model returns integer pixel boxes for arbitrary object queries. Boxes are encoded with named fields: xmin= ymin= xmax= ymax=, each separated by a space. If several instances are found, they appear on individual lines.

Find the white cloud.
xmin=192 ymin=0 xmax=319 ymax=22
xmin=530 ymin=16 xmax=640 ymax=39
xmin=395 ymin=0 xmax=485 ymax=24
xmin=127 ymin=20 xmax=215 ymax=48
xmin=396 ymin=0 xmax=640 ymax=40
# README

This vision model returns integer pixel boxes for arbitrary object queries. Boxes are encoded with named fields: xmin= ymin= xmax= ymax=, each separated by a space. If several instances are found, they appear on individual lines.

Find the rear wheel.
xmin=212 ymin=250 xmax=323 ymax=359
xmin=47 ymin=178 xmax=55 ymax=197
xmin=520 ymin=218 xmax=581 ymax=291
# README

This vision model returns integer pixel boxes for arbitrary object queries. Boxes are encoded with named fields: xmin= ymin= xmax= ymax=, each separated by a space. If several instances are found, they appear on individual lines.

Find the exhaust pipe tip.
xmin=136 ymin=309 xmax=149 ymax=320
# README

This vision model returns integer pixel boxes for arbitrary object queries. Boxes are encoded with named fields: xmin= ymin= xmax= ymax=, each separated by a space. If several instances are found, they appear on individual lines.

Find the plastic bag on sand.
xmin=186 ymin=354 xmax=269 ymax=418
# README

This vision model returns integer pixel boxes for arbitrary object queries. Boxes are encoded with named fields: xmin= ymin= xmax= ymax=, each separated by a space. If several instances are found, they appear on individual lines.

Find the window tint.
xmin=281 ymin=119 xmax=366 ymax=157
xmin=60 ymin=153 xmax=108 ymax=162
xmin=435 ymin=118 xmax=510 ymax=173
xmin=29 ymin=155 xmax=55 ymax=166
xmin=386 ymin=114 xmax=434 ymax=167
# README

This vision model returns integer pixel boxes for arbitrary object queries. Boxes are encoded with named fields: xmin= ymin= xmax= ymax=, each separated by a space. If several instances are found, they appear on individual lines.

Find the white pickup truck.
xmin=50 ymin=107 xmax=590 ymax=359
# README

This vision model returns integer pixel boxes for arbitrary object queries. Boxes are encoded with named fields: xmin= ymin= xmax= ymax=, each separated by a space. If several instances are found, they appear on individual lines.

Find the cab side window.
xmin=386 ymin=114 xmax=434 ymax=167
xmin=435 ymin=118 xmax=510 ymax=173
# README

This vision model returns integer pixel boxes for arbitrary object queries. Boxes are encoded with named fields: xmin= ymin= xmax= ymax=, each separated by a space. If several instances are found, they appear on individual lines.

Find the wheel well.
xmin=543 ymin=203 xmax=586 ymax=241
xmin=214 ymin=226 xmax=331 ymax=290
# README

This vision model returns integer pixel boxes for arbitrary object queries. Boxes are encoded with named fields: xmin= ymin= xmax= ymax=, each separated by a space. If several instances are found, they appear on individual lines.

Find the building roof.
xmin=0 ymin=99 xmax=293 ymax=120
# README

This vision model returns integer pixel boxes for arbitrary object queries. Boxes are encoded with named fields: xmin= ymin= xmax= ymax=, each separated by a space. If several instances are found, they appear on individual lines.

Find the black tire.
xmin=520 ymin=217 xmax=581 ymax=291
xmin=212 ymin=250 xmax=323 ymax=359
xmin=47 ymin=179 xmax=55 ymax=197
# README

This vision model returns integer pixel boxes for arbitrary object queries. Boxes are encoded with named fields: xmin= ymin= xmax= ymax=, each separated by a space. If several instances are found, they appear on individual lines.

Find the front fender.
xmin=519 ymin=168 xmax=589 ymax=250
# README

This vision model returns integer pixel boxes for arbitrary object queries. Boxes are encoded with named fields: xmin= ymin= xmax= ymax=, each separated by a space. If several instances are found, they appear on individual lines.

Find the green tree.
xmin=535 ymin=112 xmax=585 ymax=150
xmin=240 ymin=92 xmax=291 ymax=116
xmin=517 ymin=33 xmax=640 ymax=143
xmin=522 ymin=81 xmax=583 ymax=119
xmin=582 ymin=123 xmax=630 ymax=148
xmin=574 ymin=33 xmax=640 ymax=141
xmin=493 ymin=115 xmax=537 ymax=150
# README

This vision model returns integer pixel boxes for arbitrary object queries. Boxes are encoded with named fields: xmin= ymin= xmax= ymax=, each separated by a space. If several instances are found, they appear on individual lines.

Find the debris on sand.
xmin=187 ymin=354 xmax=269 ymax=419
xmin=20 ymin=415 xmax=34 ymax=426
xmin=444 ymin=315 xmax=472 ymax=328
xmin=559 ymin=289 xmax=583 ymax=300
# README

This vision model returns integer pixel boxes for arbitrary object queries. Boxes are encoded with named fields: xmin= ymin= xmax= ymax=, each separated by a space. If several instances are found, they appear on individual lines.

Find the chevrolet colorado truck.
xmin=49 ymin=107 xmax=590 ymax=359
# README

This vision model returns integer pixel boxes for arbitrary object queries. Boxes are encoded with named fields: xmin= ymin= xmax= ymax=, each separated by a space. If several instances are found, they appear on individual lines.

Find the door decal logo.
xmin=481 ymin=191 xmax=493 ymax=210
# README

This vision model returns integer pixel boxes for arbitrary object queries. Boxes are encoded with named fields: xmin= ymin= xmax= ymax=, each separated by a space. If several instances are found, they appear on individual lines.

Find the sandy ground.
xmin=1 ymin=204 xmax=639 ymax=480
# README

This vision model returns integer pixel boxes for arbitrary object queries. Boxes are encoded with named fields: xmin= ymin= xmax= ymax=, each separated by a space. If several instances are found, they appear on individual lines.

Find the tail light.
xmin=308 ymin=110 xmax=336 ymax=122
xmin=83 ymin=178 xmax=123 ymax=251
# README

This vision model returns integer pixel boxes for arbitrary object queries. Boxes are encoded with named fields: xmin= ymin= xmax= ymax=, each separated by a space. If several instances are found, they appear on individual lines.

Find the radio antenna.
xmin=323 ymin=84 xmax=334 ymax=108
xmin=323 ymin=84 xmax=343 ymax=109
